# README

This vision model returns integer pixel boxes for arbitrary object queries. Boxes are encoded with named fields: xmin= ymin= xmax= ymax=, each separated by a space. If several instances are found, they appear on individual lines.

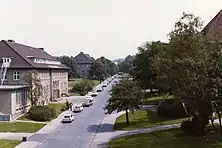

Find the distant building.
xmin=202 ymin=10 xmax=222 ymax=40
xmin=0 ymin=40 xmax=69 ymax=120
xmin=74 ymin=52 xmax=95 ymax=78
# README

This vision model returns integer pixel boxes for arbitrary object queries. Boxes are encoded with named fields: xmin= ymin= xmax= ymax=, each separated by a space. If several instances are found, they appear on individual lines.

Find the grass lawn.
xmin=113 ymin=110 xmax=186 ymax=130
xmin=109 ymin=128 xmax=222 ymax=148
xmin=68 ymin=78 xmax=100 ymax=89
xmin=18 ymin=103 xmax=65 ymax=121
xmin=0 ymin=122 xmax=45 ymax=133
xmin=0 ymin=140 xmax=21 ymax=148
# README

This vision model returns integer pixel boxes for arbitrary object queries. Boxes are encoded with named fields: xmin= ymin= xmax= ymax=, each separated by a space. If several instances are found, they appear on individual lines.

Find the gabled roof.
xmin=2 ymin=40 xmax=68 ymax=69
xmin=74 ymin=52 xmax=95 ymax=64
xmin=202 ymin=10 xmax=222 ymax=40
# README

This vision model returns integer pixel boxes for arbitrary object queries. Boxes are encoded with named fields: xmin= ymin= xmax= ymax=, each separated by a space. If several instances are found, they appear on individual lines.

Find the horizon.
xmin=0 ymin=0 xmax=221 ymax=60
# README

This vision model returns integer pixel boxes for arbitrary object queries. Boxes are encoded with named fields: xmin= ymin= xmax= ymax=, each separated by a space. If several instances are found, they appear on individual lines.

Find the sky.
xmin=0 ymin=0 xmax=221 ymax=60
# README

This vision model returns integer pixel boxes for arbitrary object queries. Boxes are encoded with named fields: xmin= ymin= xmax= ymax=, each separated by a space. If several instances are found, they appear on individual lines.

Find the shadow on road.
xmin=87 ymin=123 xmax=114 ymax=133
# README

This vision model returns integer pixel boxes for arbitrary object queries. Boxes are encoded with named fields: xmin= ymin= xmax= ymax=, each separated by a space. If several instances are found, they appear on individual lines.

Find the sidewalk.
xmin=15 ymin=110 xmax=72 ymax=148
xmin=0 ymin=132 xmax=33 ymax=141
xmin=88 ymin=111 xmax=180 ymax=148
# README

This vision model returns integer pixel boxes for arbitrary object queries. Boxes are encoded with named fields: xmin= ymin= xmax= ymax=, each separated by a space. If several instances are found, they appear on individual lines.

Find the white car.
xmin=86 ymin=96 xmax=94 ymax=101
xmin=82 ymin=99 xmax=93 ymax=107
xmin=102 ymin=83 xmax=108 ymax=87
xmin=96 ymin=87 xmax=103 ymax=92
xmin=73 ymin=103 xmax=84 ymax=112
xmin=88 ymin=91 xmax=98 ymax=97
xmin=62 ymin=113 xmax=74 ymax=123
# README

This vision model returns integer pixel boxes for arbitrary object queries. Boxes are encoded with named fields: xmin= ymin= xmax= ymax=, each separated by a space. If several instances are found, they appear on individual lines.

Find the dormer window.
xmin=2 ymin=58 xmax=11 ymax=63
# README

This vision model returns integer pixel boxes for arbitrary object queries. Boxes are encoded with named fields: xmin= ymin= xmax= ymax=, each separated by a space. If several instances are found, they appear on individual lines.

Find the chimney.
xmin=8 ymin=39 xmax=15 ymax=43
xmin=39 ymin=48 xmax=44 ymax=50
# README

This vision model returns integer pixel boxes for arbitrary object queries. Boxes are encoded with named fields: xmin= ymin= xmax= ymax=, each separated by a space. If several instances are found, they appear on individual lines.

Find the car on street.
xmin=102 ymin=82 xmax=108 ymax=87
xmin=72 ymin=103 xmax=84 ymax=112
xmin=96 ymin=87 xmax=103 ymax=92
xmin=62 ymin=113 xmax=74 ymax=123
xmin=86 ymin=95 xmax=94 ymax=101
xmin=82 ymin=99 xmax=93 ymax=107
xmin=88 ymin=91 xmax=98 ymax=97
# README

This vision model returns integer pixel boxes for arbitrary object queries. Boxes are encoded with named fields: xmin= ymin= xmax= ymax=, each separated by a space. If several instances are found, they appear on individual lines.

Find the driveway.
xmin=20 ymin=81 xmax=114 ymax=148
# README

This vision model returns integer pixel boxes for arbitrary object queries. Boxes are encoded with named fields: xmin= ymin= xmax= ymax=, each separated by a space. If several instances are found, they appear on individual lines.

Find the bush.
xmin=181 ymin=115 xmax=208 ymax=136
xmin=157 ymin=99 xmax=188 ymax=118
xmin=29 ymin=105 xmax=56 ymax=121
xmin=72 ymin=79 xmax=94 ymax=96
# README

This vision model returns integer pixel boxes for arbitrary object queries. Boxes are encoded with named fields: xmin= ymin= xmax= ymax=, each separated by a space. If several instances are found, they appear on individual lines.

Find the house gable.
xmin=202 ymin=10 xmax=222 ymax=40
xmin=0 ymin=41 xmax=32 ymax=68
xmin=74 ymin=52 xmax=95 ymax=64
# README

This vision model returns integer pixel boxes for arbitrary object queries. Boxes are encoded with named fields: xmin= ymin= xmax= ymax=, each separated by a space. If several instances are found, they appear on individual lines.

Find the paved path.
xmin=16 ymin=80 xmax=115 ymax=148
xmin=0 ymin=133 xmax=33 ymax=141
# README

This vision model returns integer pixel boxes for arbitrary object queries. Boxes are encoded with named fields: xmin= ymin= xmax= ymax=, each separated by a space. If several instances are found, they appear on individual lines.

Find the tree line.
xmin=56 ymin=56 xmax=118 ymax=80
xmin=106 ymin=12 xmax=222 ymax=136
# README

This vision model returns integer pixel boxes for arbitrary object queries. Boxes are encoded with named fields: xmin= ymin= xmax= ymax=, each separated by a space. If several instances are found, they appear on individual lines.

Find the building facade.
xmin=0 ymin=40 xmax=69 ymax=105
xmin=74 ymin=52 xmax=95 ymax=78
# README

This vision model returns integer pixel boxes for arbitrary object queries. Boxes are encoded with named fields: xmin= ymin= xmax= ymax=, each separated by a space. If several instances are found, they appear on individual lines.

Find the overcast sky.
xmin=0 ymin=0 xmax=221 ymax=60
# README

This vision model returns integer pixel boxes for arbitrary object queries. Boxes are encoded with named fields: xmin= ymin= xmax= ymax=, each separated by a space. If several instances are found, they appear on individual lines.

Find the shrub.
xmin=181 ymin=115 xmax=208 ymax=136
xmin=72 ymin=79 xmax=94 ymax=96
xmin=29 ymin=105 xmax=56 ymax=121
xmin=157 ymin=99 xmax=188 ymax=118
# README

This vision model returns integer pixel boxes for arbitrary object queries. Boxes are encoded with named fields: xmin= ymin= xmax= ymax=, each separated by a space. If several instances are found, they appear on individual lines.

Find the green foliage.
xmin=157 ymin=99 xmax=189 ymax=118
xmin=72 ymin=79 xmax=94 ymax=96
xmin=104 ymin=78 xmax=144 ymax=124
xmin=61 ymin=100 xmax=73 ymax=111
xmin=91 ymin=57 xmax=118 ymax=80
xmin=24 ymin=70 xmax=42 ymax=106
xmin=29 ymin=106 xmax=56 ymax=121
xmin=132 ymin=41 xmax=166 ymax=89
xmin=151 ymin=13 xmax=222 ymax=134
xmin=118 ymin=55 xmax=134 ymax=74
xmin=56 ymin=56 xmax=78 ymax=79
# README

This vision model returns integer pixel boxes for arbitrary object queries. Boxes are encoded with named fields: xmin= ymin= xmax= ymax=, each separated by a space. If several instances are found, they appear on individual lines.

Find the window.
xmin=13 ymin=72 xmax=20 ymax=80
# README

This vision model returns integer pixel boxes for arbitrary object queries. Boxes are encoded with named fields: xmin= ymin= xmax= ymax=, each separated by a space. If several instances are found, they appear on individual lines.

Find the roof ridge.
xmin=2 ymin=40 xmax=34 ymax=68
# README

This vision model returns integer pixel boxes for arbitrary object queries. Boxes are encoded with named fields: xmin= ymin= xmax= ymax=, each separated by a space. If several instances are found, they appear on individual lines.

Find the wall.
xmin=0 ymin=91 xmax=11 ymax=114
xmin=77 ymin=63 xmax=92 ymax=78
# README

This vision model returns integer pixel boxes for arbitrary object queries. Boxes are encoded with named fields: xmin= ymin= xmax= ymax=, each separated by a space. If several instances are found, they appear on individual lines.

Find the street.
xmin=28 ymin=81 xmax=114 ymax=148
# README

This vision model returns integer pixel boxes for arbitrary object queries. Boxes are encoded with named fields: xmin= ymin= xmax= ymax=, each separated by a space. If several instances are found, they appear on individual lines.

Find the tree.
xmin=90 ymin=60 xmax=106 ymax=80
xmin=104 ymin=78 xmax=144 ymax=124
xmin=132 ymin=41 xmax=167 ymax=90
xmin=56 ymin=56 xmax=78 ymax=79
xmin=118 ymin=55 xmax=134 ymax=74
xmin=24 ymin=70 xmax=43 ymax=106
xmin=152 ymin=13 xmax=222 ymax=134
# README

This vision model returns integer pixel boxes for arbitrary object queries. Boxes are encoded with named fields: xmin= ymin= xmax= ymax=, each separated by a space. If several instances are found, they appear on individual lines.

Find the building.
xmin=0 ymin=40 xmax=69 ymax=107
xmin=202 ymin=10 xmax=222 ymax=40
xmin=74 ymin=52 xmax=95 ymax=78
xmin=0 ymin=85 xmax=28 ymax=121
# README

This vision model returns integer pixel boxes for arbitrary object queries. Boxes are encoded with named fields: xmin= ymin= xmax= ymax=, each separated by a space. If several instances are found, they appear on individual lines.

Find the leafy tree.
xmin=118 ymin=55 xmax=134 ymax=74
xmin=152 ymin=13 xmax=222 ymax=134
xmin=56 ymin=56 xmax=78 ymax=79
xmin=132 ymin=41 xmax=167 ymax=90
xmin=91 ymin=57 xmax=118 ymax=80
xmin=24 ymin=70 xmax=42 ymax=106
xmin=90 ymin=60 xmax=106 ymax=80
xmin=104 ymin=78 xmax=144 ymax=124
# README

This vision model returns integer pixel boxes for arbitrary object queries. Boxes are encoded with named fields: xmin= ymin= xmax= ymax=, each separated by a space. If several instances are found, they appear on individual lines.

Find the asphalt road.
xmin=33 ymin=81 xmax=114 ymax=148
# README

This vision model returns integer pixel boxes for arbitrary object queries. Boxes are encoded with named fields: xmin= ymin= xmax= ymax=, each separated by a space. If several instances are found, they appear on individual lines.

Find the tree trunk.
xmin=125 ymin=108 xmax=129 ymax=125
xmin=217 ymin=111 xmax=222 ymax=135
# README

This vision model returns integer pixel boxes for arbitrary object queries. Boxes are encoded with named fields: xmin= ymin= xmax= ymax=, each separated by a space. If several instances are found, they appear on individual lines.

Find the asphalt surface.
xmin=29 ymin=81 xmax=114 ymax=148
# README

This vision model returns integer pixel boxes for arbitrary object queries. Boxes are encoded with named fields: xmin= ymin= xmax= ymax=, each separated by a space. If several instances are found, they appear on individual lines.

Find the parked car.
xmin=96 ymin=87 xmax=103 ymax=92
xmin=86 ymin=96 xmax=94 ymax=101
xmin=102 ymin=83 xmax=108 ymax=87
xmin=88 ymin=91 xmax=98 ymax=97
xmin=72 ymin=103 xmax=84 ymax=112
xmin=83 ymin=99 xmax=93 ymax=107
xmin=62 ymin=113 xmax=74 ymax=123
